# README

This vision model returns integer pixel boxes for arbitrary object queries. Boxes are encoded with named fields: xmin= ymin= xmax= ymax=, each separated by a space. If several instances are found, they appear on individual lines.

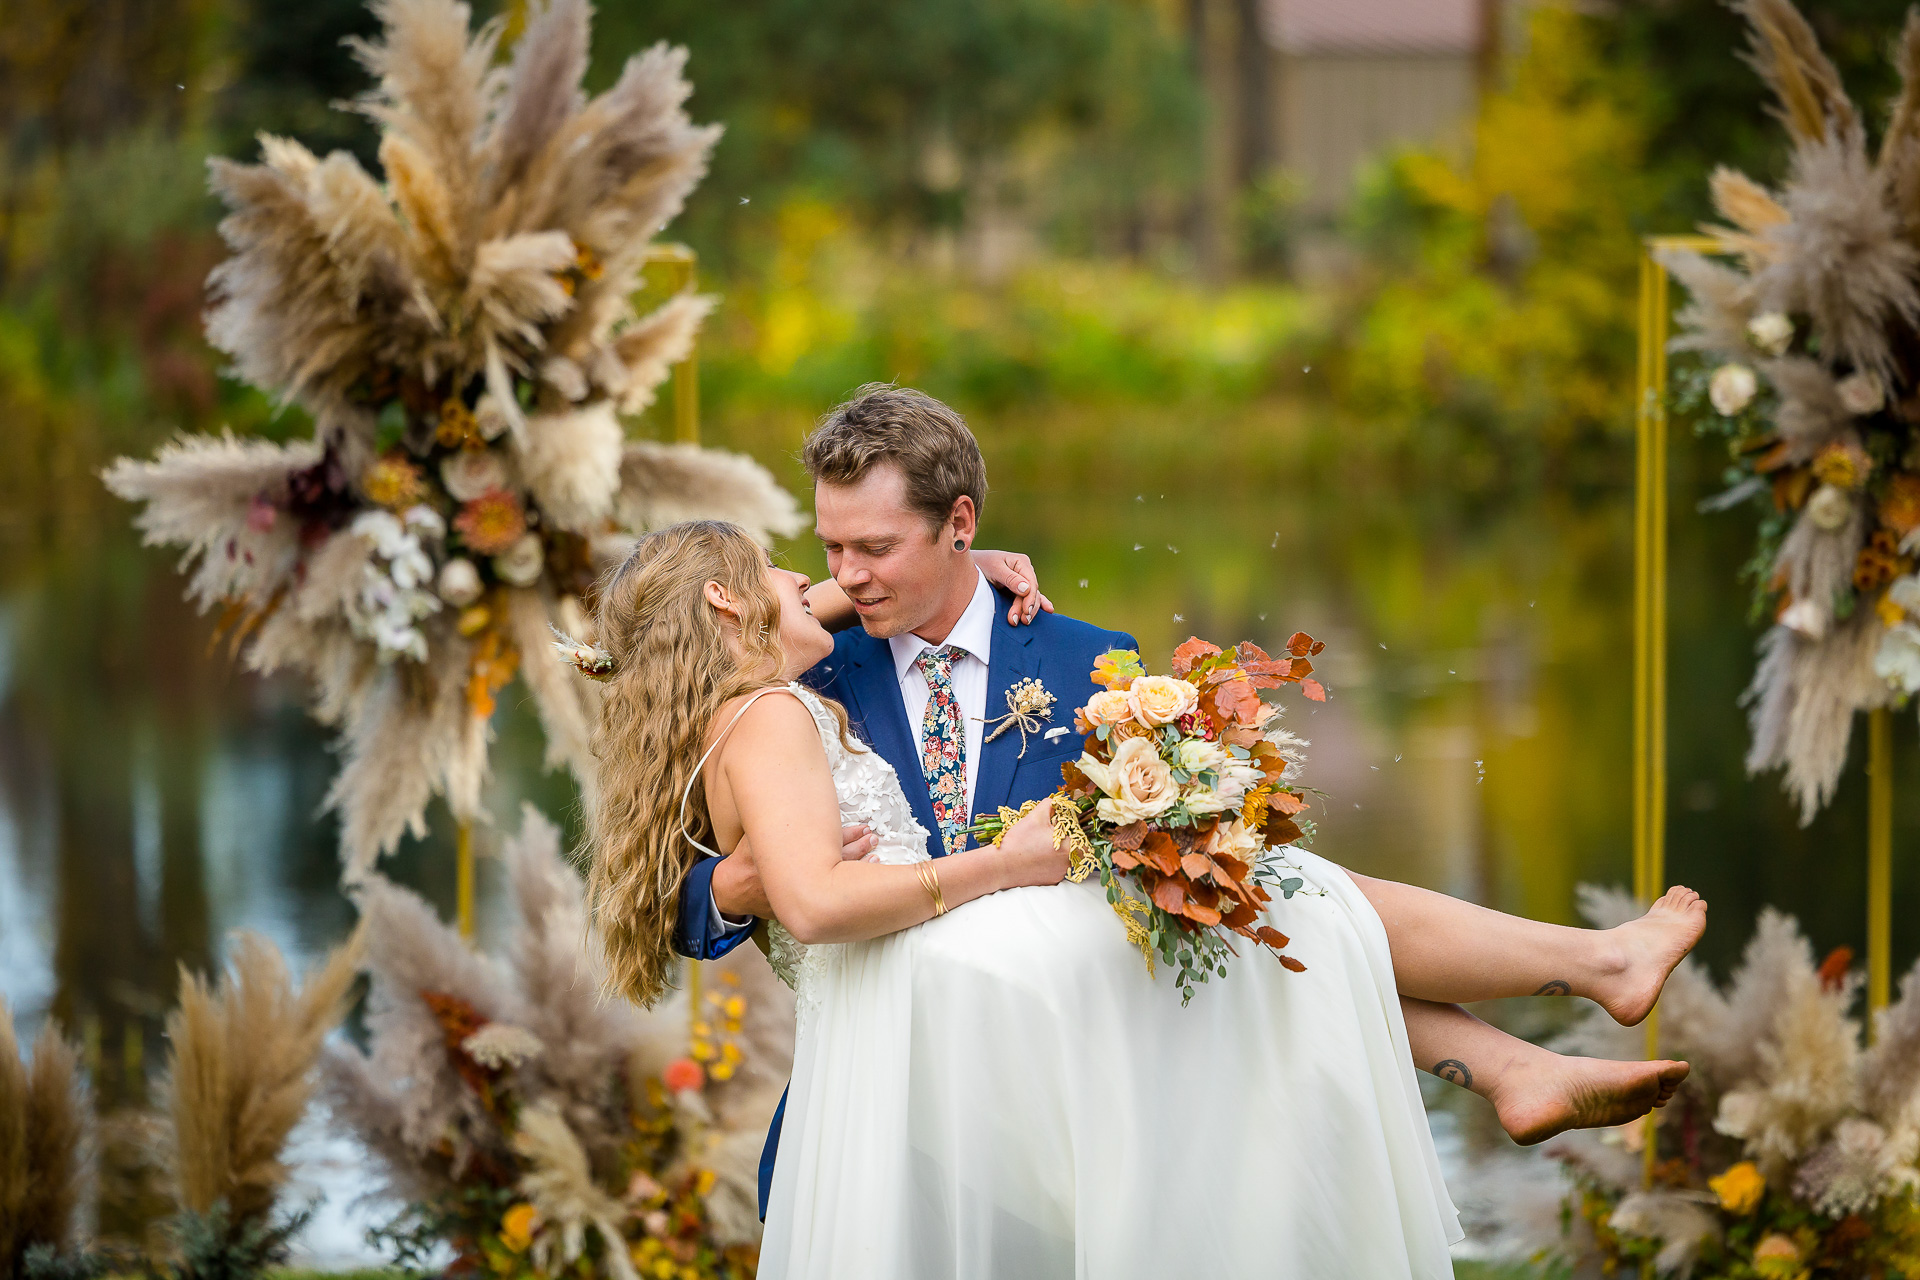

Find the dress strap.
xmin=680 ymin=684 xmax=797 ymax=857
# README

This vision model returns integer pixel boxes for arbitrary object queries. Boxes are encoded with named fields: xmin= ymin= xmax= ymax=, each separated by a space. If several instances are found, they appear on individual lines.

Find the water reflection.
xmin=1 ymin=403 xmax=1917 ymax=1260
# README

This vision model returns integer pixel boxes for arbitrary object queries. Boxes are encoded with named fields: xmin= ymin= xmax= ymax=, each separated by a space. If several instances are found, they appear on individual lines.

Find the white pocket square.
xmin=1044 ymin=726 xmax=1070 ymax=741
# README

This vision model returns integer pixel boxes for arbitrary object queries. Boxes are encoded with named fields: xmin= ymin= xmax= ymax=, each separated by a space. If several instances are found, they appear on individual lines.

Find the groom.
xmin=670 ymin=382 xmax=1133 ymax=1216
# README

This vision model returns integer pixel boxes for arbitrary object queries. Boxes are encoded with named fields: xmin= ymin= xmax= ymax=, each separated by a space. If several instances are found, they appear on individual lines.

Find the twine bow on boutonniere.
xmin=979 ymin=677 xmax=1055 ymax=758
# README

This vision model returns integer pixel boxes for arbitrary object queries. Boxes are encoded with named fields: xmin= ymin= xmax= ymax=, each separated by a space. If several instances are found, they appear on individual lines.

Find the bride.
xmin=584 ymin=520 xmax=1698 ymax=1279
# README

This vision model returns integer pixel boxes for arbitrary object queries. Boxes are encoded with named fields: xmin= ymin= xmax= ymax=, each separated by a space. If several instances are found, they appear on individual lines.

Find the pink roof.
xmin=1263 ymin=0 xmax=1483 ymax=55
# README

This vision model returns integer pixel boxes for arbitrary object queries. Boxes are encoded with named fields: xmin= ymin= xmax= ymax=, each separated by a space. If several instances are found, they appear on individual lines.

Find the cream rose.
xmin=493 ymin=532 xmax=545 ymax=587
xmin=437 ymin=556 xmax=483 ymax=606
xmin=1128 ymin=675 xmax=1199 ymax=726
xmin=1207 ymin=817 xmax=1262 ymax=861
xmin=1082 ymin=689 xmax=1135 ymax=727
xmin=1088 ymin=736 xmax=1179 ymax=825
xmin=1175 ymin=738 xmax=1229 ymax=775
xmin=1709 ymin=363 xmax=1757 ymax=416
xmin=441 ymin=448 xmax=510 ymax=502
xmin=1748 ymin=311 xmax=1793 ymax=356
xmin=1807 ymin=483 xmax=1853 ymax=532
xmin=1838 ymin=371 xmax=1885 ymax=416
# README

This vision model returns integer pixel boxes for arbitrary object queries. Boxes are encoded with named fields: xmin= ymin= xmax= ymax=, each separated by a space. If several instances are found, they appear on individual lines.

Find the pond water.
xmin=2 ymin=397 xmax=1917 ymax=1262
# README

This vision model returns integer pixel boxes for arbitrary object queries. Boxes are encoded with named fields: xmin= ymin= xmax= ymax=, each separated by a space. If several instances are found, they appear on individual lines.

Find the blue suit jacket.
xmin=670 ymin=587 xmax=1134 ymax=1218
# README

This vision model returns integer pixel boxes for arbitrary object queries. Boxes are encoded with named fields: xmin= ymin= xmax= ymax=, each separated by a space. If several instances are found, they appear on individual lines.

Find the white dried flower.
xmin=1836 ymin=371 xmax=1885 ymax=416
xmin=442 ymin=449 xmax=511 ymax=503
xmin=461 ymin=1022 xmax=547 ymax=1069
xmin=1795 ymin=1119 xmax=1897 ymax=1217
xmin=1710 ymin=363 xmax=1759 ymax=416
xmin=1749 ymin=311 xmax=1794 ymax=356
xmin=1888 ymin=574 xmax=1920 ymax=617
xmin=348 ymin=508 xmax=442 ymax=661
xmin=1806 ymin=484 xmax=1853 ymax=532
xmin=1780 ymin=598 xmax=1829 ymax=640
xmin=437 ymin=557 xmax=483 ymax=607
xmin=475 ymin=393 xmax=512 ymax=441
xmin=1875 ymin=622 xmax=1920 ymax=694
xmin=494 ymin=532 xmax=546 ymax=587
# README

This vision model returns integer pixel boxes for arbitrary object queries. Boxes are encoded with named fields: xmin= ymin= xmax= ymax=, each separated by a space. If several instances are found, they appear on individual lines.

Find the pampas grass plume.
xmin=1 ymin=1003 xmax=91 ymax=1272
xmin=165 ymin=929 xmax=362 ymax=1225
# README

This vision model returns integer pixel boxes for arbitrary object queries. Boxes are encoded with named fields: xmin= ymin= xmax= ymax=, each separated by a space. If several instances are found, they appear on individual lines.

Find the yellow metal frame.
xmin=452 ymin=246 xmax=704 ymax=940
xmin=1634 ymin=237 xmax=1898 ymax=1181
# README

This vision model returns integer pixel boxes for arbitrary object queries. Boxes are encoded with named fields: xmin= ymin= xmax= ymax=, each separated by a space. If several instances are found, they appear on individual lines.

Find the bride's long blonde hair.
xmin=587 ymin=520 xmax=790 ymax=1006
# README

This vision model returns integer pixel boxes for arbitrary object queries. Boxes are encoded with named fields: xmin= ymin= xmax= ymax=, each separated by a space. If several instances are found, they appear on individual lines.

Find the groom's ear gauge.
xmin=954 ymin=538 xmax=966 ymax=551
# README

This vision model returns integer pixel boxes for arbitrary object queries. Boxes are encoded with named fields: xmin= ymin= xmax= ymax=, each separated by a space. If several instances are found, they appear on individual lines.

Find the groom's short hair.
xmin=804 ymin=384 xmax=987 ymax=529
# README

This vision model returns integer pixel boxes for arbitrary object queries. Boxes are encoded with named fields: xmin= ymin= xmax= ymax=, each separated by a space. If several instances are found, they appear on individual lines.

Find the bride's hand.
xmin=970 ymin=549 xmax=1054 ymax=625
xmin=994 ymin=797 xmax=1069 ymax=888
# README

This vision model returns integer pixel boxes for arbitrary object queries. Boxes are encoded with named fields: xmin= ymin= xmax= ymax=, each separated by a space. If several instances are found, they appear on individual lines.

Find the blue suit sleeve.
xmin=672 ymin=854 xmax=757 ymax=961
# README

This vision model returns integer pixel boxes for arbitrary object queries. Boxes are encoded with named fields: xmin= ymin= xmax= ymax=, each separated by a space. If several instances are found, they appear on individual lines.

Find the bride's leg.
xmin=1353 ymin=876 xmax=1707 ymax=1026
xmin=1400 ymin=997 xmax=1689 ymax=1145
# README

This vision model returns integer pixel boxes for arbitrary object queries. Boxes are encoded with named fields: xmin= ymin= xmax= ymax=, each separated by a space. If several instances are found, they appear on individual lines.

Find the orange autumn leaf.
xmin=1213 ymin=678 xmax=1263 ymax=725
xmin=1180 ymin=852 xmax=1217 ymax=883
xmin=1151 ymin=877 xmax=1188 ymax=915
xmin=1091 ymin=649 xmax=1144 ymax=689
xmin=1171 ymin=637 xmax=1222 ymax=675
xmin=1140 ymin=831 xmax=1181 ymax=875
xmin=1277 ymin=955 xmax=1308 ymax=973
xmin=1183 ymin=900 xmax=1223 ymax=927
xmin=1285 ymin=632 xmax=1317 ymax=657
xmin=1108 ymin=822 xmax=1148 ymax=851
xmin=1110 ymin=843 xmax=1142 ymax=870
xmin=1268 ymin=791 xmax=1308 ymax=817
xmin=1221 ymin=899 xmax=1259 ymax=929
xmin=1299 ymin=679 xmax=1327 ymax=703
xmin=1255 ymin=925 xmax=1291 ymax=949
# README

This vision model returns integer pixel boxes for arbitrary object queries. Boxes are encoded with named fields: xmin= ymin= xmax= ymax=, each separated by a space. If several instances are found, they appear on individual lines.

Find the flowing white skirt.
xmin=759 ymin=850 xmax=1462 ymax=1279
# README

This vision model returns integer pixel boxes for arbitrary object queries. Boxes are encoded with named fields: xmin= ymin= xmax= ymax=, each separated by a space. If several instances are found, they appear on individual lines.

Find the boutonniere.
xmin=979 ymin=677 xmax=1055 ymax=757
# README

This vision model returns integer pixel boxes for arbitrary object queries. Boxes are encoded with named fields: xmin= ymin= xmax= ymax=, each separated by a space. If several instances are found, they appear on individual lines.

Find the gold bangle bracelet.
xmin=916 ymin=860 xmax=948 ymax=917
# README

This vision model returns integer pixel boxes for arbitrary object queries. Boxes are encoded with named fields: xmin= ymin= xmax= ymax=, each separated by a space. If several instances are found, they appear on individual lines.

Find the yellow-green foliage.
xmin=689 ymin=196 xmax=1323 ymax=419
xmin=1332 ymin=4 xmax=1655 ymax=449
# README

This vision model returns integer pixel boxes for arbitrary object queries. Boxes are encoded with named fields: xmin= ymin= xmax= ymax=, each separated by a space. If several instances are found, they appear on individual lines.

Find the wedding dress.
xmin=754 ymin=683 xmax=1462 ymax=1279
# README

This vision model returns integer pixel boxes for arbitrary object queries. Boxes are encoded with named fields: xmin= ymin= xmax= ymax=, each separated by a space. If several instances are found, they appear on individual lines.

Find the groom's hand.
xmin=713 ymin=825 xmax=877 ymax=918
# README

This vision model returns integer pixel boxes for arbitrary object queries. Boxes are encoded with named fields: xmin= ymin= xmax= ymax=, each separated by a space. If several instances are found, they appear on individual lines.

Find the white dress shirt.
xmin=711 ymin=570 xmax=997 ymax=933
xmin=887 ymin=569 xmax=996 ymax=824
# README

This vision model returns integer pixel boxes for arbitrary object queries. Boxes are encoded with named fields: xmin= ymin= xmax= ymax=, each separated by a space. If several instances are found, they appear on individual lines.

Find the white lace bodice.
xmin=765 ymin=684 xmax=932 ymax=997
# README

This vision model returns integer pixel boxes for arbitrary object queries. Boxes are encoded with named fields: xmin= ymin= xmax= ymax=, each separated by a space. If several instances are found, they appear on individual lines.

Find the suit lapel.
xmin=971 ymin=605 xmax=1040 ymax=828
xmin=841 ymin=631 xmax=946 ymax=857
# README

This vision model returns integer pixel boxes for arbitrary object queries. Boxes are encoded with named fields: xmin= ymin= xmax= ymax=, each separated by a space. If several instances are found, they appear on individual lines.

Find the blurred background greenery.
xmin=6 ymin=0 xmax=1920 ymax=1264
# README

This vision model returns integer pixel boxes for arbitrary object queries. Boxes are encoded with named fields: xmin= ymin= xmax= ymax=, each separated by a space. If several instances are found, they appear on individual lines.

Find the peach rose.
xmin=1082 ymin=689 xmax=1135 ymax=727
xmin=1128 ymin=675 xmax=1199 ymax=726
xmin=1084 ymin=736 xmax=1178 ymax=824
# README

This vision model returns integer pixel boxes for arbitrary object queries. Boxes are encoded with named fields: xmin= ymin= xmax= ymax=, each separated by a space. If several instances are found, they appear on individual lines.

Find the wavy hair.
xmin=586 ymin=521 xmax=790 ymax=1006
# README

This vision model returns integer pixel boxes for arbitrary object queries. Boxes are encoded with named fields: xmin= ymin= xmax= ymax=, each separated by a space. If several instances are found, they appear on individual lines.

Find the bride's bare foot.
xmin=1587 ymin=886 xmax=1708 ymax=1027
xmin=1490 ymin=1054 xmax=1689 ymax=1146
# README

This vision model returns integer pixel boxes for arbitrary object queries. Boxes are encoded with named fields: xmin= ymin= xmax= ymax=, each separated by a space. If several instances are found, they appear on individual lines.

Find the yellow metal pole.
xmin=1630 ymin=236 xmax=1719 ymax=1196
xmin=457 ymin=821 xmax=475 ymax=940
xmin=1869 ymin=707 xmax=1893 ymax=1033
xmin=642 ymin=244 xmax=702 ymax=445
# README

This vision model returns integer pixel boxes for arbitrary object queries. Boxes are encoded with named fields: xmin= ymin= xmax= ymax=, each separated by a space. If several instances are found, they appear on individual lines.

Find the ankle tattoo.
xmin=1430 ymin=1058 xmax=1472 ymax=1088
xmin=1534 ymin=979 xmax=1571 ymax=996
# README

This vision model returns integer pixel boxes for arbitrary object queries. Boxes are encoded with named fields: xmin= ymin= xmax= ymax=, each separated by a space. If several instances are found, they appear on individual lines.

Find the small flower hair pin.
xmin=549 ymin=624 xmax=617 ymax=681
xmin=979 ymin=677 xmax=1055 ymax=757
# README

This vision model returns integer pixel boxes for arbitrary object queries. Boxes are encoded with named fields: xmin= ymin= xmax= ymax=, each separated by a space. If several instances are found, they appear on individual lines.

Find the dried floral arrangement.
xmin=1459 ymin=888 xmax=1920 ymax=1278
xmin=103 ymin=0 xmax=802 ymax=875
xmin=1663 ymin=0 xmax=1920 ymax=822
xmin=324 ymin=806 xmax=790 ymax=1280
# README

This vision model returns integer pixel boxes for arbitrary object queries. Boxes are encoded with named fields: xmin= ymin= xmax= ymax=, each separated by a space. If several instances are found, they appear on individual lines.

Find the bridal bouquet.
xmin=972 ymin=636 xmax=1326 ymax=1001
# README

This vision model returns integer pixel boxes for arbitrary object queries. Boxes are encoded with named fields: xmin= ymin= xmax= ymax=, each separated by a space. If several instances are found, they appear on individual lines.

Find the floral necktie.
xmin=916 ymin=645 xmax=968 ymax=857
